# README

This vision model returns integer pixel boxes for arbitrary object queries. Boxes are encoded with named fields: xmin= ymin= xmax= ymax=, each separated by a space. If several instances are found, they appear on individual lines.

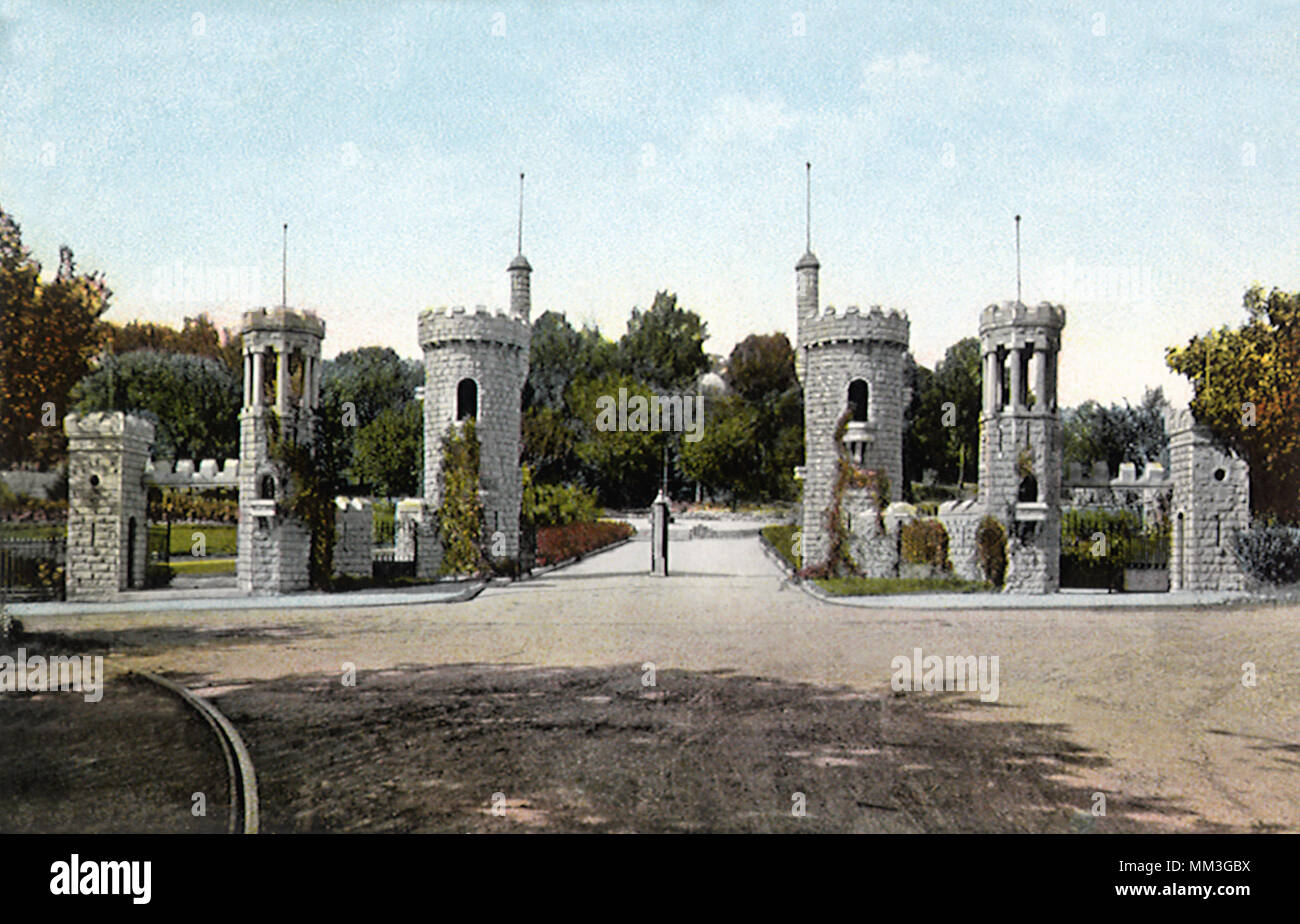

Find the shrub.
xmin=536 ymin=521 xmax=633 ymax=566
xmin=1232 ymin=522 xmax=1300 ymax=585
xmin=526 ymin=481 xmax=601 ymax=528
xmin=975 ymin=515 xmax=1007 ymax=587
xmin=438 ymin=419 xmax=485 ymax=576
xmin=148 ymin=487 xmax=239 ymax=523
xmin=900 ymin=518 xmax=950 ymax=571
xmin=1061 ymin=508 xmax=1143 ymax=560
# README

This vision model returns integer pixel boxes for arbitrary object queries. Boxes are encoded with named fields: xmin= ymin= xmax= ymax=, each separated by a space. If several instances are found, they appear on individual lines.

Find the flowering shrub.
xmin=536 ymin=520 xmax=633 ymax=566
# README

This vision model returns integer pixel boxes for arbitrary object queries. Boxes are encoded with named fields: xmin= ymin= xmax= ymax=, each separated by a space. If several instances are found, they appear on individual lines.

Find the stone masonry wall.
xmin=938 ymin=500 xmax=984 ymax=582
xmin=237 ymin=408 xmax=311 ymax=593
xmin=64 ymin=412 xmax=153 ymax=601
xmin=842 ymin=489 xmax=898 ymax=578
xmin=799 ymin=337 xmax=908 ymax=568
xmin=1167 ymin=410 xmax=1251 ymax=591
xmin=421 ymin=311 xmax=530 ymax=562
xmin=333 ymin=497 xmax=373 ymax=578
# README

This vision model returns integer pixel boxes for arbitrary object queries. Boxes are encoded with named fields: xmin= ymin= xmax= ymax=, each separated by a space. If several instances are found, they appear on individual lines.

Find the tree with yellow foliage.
xmin=0 ymin=206 xmax=112 ymax=467
xmin=1166 ymin=286 xmax=1300 ymax=522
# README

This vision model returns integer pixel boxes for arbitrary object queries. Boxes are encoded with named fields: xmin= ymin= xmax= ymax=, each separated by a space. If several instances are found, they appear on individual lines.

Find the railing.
xmin=0 ymin=535 xmax=66 ymax=601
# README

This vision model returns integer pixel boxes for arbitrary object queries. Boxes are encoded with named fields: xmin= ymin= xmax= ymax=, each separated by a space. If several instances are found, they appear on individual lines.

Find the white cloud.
xmin=694 ymin=93 xmax=799 ymax=148
xmin=862 ymin=51 xmax=938 ymax=83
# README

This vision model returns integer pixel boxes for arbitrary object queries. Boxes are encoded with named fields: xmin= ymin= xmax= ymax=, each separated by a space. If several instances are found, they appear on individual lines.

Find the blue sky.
xmin=2 ymin=1 xmax=1297 ymax=406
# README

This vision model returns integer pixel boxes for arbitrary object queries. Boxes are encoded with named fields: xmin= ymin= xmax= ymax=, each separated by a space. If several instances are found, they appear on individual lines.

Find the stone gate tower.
xmin=64 ymin=411 xmax=154 ymax=600
xmin=977 ymin=300 xmax=1066 ymax=593
xmin=418 ymin=245 xmax=532 ymax=566
xmin=795 ymin=237 xmax=910 ymax=568
xmin=237 ymin=306 xmax=325 ymax=593
xmin=1165 ymin=406 xmax=1250 ymax=591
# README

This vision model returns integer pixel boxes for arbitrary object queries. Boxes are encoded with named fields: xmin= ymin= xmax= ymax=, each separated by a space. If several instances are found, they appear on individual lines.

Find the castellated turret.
xmin=419 ymin=271 xmax=532 ymax=564
xmin=796 ymin=244 xmax=911 ymax=570
xmin=237 ymin=306 xmax=325 ymax=593
xmin=976 ymin=299 xmax=1066 ymax=593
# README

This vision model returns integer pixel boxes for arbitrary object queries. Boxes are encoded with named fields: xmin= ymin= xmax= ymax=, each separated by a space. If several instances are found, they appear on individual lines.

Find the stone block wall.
xmin=978 ymin=413 xmax=1063 ymax=512
xmin=842 ymin=489 xmax=897 ymax=578
xmin=420 ymin=308 xmax=530 ymax=562
xmin=237 ymin=409 xmax=312 ymax=593
xmin=938 ymin=500 xmax=984 ymax=582
xmin=1167 ymin=408 xmax=1251 ymax=591
xmin=64 ymin=412 xmax=154 ymax=601
xmin=799 ymin=332 xmax=908 ymax=569
xmin=1003 ymin=512 xmax=1061 ymax=594
xmin=395 ymin=498 xmax=442 ymax=579
xmin=239 ymin=515 xmax=311 ymax=593
xmin=333 ymin=497 xmax=374 ymax=578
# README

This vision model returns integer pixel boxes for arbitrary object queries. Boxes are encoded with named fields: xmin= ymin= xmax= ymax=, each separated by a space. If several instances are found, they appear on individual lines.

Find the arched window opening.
xmin=259 ymin=474 xmax=276 ymax=500
xmin=1017 ymin=474 xmax=1038 ymax=503
xmin=456 ymin=378 xmax=478 ymax=421
xmin=847 ymin=379 xmax=869 ymax=422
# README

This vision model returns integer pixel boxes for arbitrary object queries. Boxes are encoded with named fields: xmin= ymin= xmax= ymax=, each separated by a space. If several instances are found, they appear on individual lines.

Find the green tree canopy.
xmin=617 ymin=291 xmax=709 ymax=392
xmin=568 ymin=373 xmax=666 ymax=507
xmin=1062 ymin=387 xmax=1170 ymax=477
xmin=353 ymin=401 xmax=423 ymax=497
xmin=70 ymin=349 xmax=241 ymax=461
xmin=524 ymin=311 xmax=617 ymax=412
xmin=105 ymin=314 xmax=241 ymax=377
xmin=725 ymin=332 xmax=798 ymax=403
xmin=1166 ymin=285 xmax=1300 ymax=521
xmin=679 ymin=394 xmax=760 ymax=505
xmin=321 ymin=346 xmax=423 ymax=483
xmin=0 ymin=206 xmax=111 ymax=466
xmin=902 ymin=337 xmax=982 ymax=490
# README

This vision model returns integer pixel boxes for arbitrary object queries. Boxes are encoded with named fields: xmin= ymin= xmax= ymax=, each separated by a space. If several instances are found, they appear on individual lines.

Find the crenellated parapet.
xmin=1162 ymin=405 xmax=1198 ymax=437
xmin=240 ymin=306 xmax=326 ymax=339
xmin=979 ymin=300 xmax=1066 ymax=347
xmin=145 ymin=458 xmax=241 ymax=488
xmin=1063 ymin=461 xmax=1171 ymax=491
xmin=798 ymin=304 xmax=910 ymax=350
xmin=418 ymin=305 xmax=532 ymax=351
xmin=64 ymin=411 xmax=155 ymax=446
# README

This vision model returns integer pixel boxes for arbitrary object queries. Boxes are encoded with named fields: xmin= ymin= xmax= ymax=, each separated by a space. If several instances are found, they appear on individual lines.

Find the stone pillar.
xmin=1032 ymin=347 xmax=1046 ymax=413
xmin=251 ymin=349 xmax=265 ymax=407
xmin=275 ymin=347 xmax=288 ymax=416
xmin=1009 ymin=346 xmax=1023 ymax=412
xmin=1166 ymin=407 xmax=1251 ymax=591
xmin=650 ymin=489 xmax=669 ymax=576
xmin=64 ymin=412 xmax=155 ymax=601
xmin=982 ymin=350 xmax=996 ymax=415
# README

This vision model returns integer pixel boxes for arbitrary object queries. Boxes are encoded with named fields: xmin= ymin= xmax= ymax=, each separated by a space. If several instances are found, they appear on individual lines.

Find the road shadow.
xmin=0 ymin=674 xmax=229 ymax=833
xmin=3 ymin=623 xmax=325 ymax=658
xmin=202 ymin=662 xmax=1232 ymax=834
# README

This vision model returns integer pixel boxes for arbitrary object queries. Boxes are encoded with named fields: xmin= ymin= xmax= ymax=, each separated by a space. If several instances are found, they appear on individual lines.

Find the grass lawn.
xmin=0 ymin=523 xmax=65 ymax=540
xmin=760 ymin=524 xmax=801 ymax=569
xmin=814 ymin=575 xmax=991 ymax=596
xmin=169 ymin=557 xmax=236 ymax=576
xmin=165 ymin=524 xmax=237 ymax=557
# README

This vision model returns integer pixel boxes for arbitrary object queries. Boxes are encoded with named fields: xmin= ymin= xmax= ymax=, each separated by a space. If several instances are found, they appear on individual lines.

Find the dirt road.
xmin=12 ymin=534 xmax=1299 ymax=832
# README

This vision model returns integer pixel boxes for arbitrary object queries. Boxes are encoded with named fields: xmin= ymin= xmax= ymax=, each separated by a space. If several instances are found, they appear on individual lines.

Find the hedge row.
xmin=536 ymin=521 xmax=633 ymax=566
